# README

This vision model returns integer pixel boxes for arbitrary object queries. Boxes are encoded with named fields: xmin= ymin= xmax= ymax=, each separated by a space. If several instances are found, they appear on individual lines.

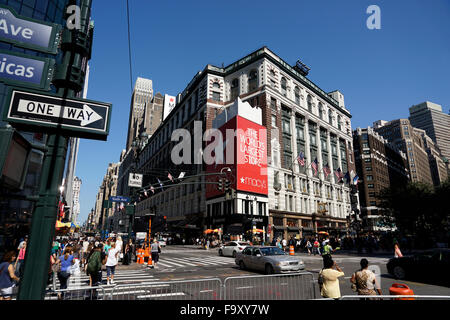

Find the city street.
xmin=50 ymin=245 xmax=450 ymax=299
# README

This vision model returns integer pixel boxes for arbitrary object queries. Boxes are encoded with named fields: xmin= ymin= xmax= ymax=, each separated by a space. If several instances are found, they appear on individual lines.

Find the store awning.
xmin=287 ymin=227 xmax=300 ymax=232
xmin=272 ymin=225 xmax=286 ymax=231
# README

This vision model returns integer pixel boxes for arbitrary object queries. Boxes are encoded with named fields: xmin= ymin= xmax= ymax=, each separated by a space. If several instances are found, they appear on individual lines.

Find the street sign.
xmin=128 ymin=173 xmax=143 ymax=188
xmin=0 ymin=50 xmax=54 ymax=90
xmin=3 ymin=88 xmax=112 ymax=141
xmin=109 ymin=196 xmax=130 ymax=203
xmin=0 ymin=5 xmax=61 ymax=54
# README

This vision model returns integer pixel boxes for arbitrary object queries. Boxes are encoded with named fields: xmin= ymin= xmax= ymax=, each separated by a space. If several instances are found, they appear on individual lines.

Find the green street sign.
xmin=0 ymin=5 xmax=61 ymax=54
xmin=3 ymin=88 xmax=112 ymax=141
xmin=0 ymin=49 xmax=54 ymax=90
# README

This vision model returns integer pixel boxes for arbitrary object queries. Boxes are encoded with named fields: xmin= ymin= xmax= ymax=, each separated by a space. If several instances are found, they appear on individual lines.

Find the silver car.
xmin=235 ymin=246 xmax=305 ymax=274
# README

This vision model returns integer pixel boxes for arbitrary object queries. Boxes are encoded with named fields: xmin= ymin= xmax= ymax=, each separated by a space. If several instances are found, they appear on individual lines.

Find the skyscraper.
xmin=126 ymin=77 xmax=154 ymax=150
xmin=374 ymin=119 xmax=433 ymax=185
xmin=409 ymin=101 xmax=450 ymax=163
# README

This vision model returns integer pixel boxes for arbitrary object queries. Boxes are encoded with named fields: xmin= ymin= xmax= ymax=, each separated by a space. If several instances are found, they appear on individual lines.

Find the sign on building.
xmin=0 ymin=5 xmax=61 ymax=54
xmin=162 ymin=94 xmax=176 ymax=120
xmin=128 ymin=173 xmax=143 ymax=188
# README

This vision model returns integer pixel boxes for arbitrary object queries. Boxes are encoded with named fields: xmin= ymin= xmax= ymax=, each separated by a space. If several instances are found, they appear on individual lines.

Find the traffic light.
xmin=217 ymin=178 xmax=224 ymax=191
xmin=224 ymin=179 xmax=231 ymax=192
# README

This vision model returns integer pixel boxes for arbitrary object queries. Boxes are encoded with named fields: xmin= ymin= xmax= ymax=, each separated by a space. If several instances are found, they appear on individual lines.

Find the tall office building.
xmin=353 ymin=127 xmax=409 ymax=230
xmin=409 ymin=101 xmax=450 ymax=163
xmin=125 ymin=77 xmax=154 ymax=150
xmin=374 ymin=119 xmax=433 ymax=185
xmin=72 ymin=177 xmax=82 ymax=224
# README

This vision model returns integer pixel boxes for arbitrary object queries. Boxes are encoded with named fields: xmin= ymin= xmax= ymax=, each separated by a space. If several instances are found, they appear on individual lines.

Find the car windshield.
xmin=260 ymin=247 xmax=286 ymax=256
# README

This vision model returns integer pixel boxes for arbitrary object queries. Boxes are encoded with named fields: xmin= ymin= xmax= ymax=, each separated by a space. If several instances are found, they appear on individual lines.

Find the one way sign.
xmin=3 ymin=88 xmax=111 ymax=140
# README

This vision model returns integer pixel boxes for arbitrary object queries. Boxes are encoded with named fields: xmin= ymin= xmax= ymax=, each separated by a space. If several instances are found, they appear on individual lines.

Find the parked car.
xmin=387 ymin=248 xmax=450 ymax=285
xmin=235 ymin=246 xmax=305 ymax=274
xmin=219 ymin=241 xmax=250 ymax=258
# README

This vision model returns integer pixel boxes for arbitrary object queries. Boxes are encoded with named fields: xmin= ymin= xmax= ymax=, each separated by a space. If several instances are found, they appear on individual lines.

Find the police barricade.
xmin=44 ymin=286 xmax=106 ymax=300
xmin=109 ymin=278 xmax=222 ymax=300
xmin=339 ymin=295 xmax=450 ymax=300
xmin=223 ymin=272 xmax=316 ymax=300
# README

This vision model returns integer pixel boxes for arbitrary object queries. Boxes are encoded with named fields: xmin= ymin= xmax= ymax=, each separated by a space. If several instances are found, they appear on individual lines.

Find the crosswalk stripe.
xmin=165 ymin=257 xmax=201 ymax=266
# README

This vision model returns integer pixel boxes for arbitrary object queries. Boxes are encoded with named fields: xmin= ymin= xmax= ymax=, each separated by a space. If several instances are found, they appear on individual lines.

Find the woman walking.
xmin=14 ymin=240 xmax=26 ymax=278
xmin=350 ymin=258 xmax=382 ymax=299
xmin=150 ymin=239 xmax=161 ymax=268
xmin=106 ymin=242 xmax=119 ymax=285
xmin=55 ymin=247 xmax=75 ymax=299
xmin=0 ymin=251 xmax=20 ymax=300
xmin=394 ymin=242 xmax=403 ymax=258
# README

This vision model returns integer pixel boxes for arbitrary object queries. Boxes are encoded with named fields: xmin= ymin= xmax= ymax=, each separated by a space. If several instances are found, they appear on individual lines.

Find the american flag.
xmin=311 ymin=158 xmax=318 ymax=176
xmin=157 ymin=178 xmax=164 ymax=190
xmin=344 ymin=171 xmax=351 ymax=184
xmin=323 ymin=163 xmax=331 ymax=178
xmin=335 ymin=167 xmax=343 ymax=182
xmin=168 ymin=173 xmax=174 ymax=182
xmin=297 ymin=152 xmax=305 ymax=166
xmin=150 ymin=185 xmax=155 ymax=194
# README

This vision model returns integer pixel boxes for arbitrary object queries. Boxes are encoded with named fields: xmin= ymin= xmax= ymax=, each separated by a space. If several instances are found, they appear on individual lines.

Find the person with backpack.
xmin=86 ymin=244 xmax=105 ymax=286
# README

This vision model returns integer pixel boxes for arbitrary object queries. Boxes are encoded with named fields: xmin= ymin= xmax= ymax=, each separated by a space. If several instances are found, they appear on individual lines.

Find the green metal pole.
xmin=17 ymin=0 xmax=92 ymax=300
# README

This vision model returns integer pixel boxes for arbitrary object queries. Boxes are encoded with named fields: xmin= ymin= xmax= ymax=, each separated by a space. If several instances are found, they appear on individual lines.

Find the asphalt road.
xmin=115 ymin=245 xmax=450 ymax=299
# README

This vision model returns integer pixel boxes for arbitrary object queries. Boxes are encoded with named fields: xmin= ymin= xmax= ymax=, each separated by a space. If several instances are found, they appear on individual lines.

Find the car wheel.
xmin=239 ymin=261 xmax=246 ymax=270
xmin=393 ymin=266 xmax=406 ymax=280
xmin=232 ymin=251 xmax=236 ymax=258
xmin=219 ymin=249 xmax=223 ymax=256
xmin=265 ymin=264 xmax=274 ymax=275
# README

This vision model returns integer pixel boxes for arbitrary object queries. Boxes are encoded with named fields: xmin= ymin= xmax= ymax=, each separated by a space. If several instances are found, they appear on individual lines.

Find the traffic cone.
xmin=289 ymin=245 xmax=295 ymax=256
xmin=389 ymin=283 xmax=415 ymax=300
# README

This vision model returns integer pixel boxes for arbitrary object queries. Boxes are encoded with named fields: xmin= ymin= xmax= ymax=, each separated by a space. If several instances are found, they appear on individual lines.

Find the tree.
xmin=377 ymin=181 xmax=447 ymax=244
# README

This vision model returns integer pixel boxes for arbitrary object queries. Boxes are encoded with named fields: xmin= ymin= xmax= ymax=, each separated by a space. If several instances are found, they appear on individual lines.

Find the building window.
xmin=367 ymin=175 xmax=373 ymax=181
xmin=231 ymin=78 xmax=239 ymax=101
xmin=368 ymin=184 xmax=374 ymax=188
xmin=212 ymin=91 xmax=220 ymax=101
xmin=328 ymin=110 xmax=333 ymax=125
xmin=307 ymin=95 xmax=312 ymax=113
xmin=364 ymin=158 xmax=371 ymax=163
xmin=271 ymin=98 xmax=277 ymax=112
xmin=294 ymin=86 xmax=300 ymax=104
xmin=318 ymin=103 xmax=323 ymax=119
xmin=271 ymin=115 xmax=277 ymax=127
xmin=338 ymin=115 xmax=342 ymax=131
xmin=282 ymin=119 xmax=291 ymax=134
xmin=365 ymin=167 xmax=372 ymax=171
xmin=281 ymin=77 xmax=287 ymax=96
xmin=248 ymin=70 xmax=258 ymax=91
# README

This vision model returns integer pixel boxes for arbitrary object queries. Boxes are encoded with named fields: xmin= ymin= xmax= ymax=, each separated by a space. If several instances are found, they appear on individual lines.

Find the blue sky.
xmin=76 ymin=0 xmax=450 ymax=223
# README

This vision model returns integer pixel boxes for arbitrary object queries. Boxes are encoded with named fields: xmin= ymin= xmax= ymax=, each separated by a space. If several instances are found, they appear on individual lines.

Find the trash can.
xmin=389 ymin=283 xmax=415 ymax=300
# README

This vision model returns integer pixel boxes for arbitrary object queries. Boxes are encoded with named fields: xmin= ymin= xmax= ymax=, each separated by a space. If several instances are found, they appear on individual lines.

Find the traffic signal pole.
xmin=18 ymin=0 xmax=92 ymax=300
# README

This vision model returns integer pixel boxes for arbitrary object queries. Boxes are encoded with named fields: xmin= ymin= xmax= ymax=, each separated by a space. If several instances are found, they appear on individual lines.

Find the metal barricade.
xmin=223 ymin=272 xmax=316 ymax=300
xmin=340 ymin=295 xmax=450 ymax=300
xmin=44 ymin=286 xmax=106 ymax=300
xmin=109 ymin=278 xmax=222 ymax=300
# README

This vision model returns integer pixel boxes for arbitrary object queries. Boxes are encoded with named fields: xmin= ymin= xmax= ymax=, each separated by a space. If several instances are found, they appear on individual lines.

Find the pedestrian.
xmin=306 ymin=239 xmax=312 ymax=255
xmin=295 ymin=238 xmax=301 ymax=252
xmin=150 ymin=239 xmax=161 ymax=268
xmin=14 ymin=240 xmax=26 ymax=278
xmin=104 ymin=239 xmax=111 ymax=255
xmin=313 ymin=239 xmax=321 ymax=256
xmin=55 ymin=247 xmax=75 ymax=299
xmin=116 ymin=236 xmax=123 ymax=263
xmin=82 ymin=238 xmax=89 ymax=267
xmin=282 ymin=238 xmax=287 ymax=252
xmin=86 ymin=243 xmax=103 ymax=286
xmin=105 ymin=242 xmax=119 ymax=285
xmin=206 ymin=239 xmax=210 ymax=250
xmin=322 ymin=240 xmax=334 ymax=261
xmin=318 ymin=258 xmax=345 ymax=299
xmin=350 ymin=258 xmax=382 ymax=299
xmin=0 ymin=251 xmax=20 ymax=300
xmin=394 ymin=242 xmax=403 ymax=258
